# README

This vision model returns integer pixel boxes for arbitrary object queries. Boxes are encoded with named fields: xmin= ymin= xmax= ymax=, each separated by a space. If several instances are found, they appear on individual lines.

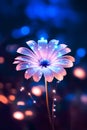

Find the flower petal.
xmin=50 ymin=44 xmax=71 ymax=61
xmin=15 ymin=56 xmax=38 ymax=63
xmin=33 ymin=70 xmax=42 ymax=82
xmin=63 ymin=55 xmax=75 ymax=62
xmin=48 ymin=66 xmax=65 ymax=81
xmin=38 ymin=39 xmax=48 ymax=58
xmin=17 ymin=47 xmax=36 ymax=59
xmin=26 ymin=40 xmax=41 ymax=59
xmin=42 ymin=68 xmax=54 ymax=82
xmin=13 ymin=61 xmax=21 ymax=64
xmin=48 ymin=39 xmax=59 ymax=59
xmin=24 ymin=68 xmax=38 ymax=80
xmin=57 ymin=48 xmax=71 ymax=57
xmin=53 ymin=59 xmax=73 ymax=68
xmin=15 ymin=56 xmax=30 ymax=62
xmin=16 ymin=62 xmax=31 ymax=71
xmin=49 ymin=66 xmax=67 ymax=76
xmin=54 ymin=72 xmax=64 ymax=81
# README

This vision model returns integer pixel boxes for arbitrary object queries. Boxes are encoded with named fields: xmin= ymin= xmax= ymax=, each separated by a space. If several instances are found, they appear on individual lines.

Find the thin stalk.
xmin=45 ymin=79 xmax=55 ymax=130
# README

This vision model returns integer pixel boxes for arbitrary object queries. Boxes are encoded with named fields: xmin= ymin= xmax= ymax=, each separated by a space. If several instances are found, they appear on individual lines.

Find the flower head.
xmin=13 ymin=39 xmax=75 ymax=82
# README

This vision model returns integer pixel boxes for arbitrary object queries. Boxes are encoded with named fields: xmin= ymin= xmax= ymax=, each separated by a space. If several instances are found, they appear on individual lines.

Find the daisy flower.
xmin=13 ymin=38 xmax=75 ymax=82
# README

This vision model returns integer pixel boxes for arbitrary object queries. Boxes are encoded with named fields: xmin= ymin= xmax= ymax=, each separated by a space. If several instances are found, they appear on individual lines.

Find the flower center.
xmin=40 ymin=60 xmax=50 ymax=67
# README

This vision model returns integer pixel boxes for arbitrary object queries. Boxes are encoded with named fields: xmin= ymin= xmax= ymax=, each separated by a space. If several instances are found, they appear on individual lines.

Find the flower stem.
xmin=45 ymin=79 xmax=55 ymax=130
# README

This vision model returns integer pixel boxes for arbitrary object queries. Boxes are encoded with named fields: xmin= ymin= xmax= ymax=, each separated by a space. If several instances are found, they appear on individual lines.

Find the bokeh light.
xmin=13 ymin=111 xmax=24 ymax=120
xmin=25 ymin=110 xmax=33 ymax=116
xmin=6 ymin=44 xmax=19 ymax=54
xmin=11 ymin=26 xmax=30 ymax=39
xmin=8 ymin=95 xmax=16 ymax=101
xmin=76 ymin=48 xmax=86 ymax=58
xmin=0 ymin=0 xmax=87 ymax=129
xmin=31 ymin=86 xmax=43 ymax=96
xmin=17 ymin=101 xmax=25 ymax=106
xmin=21 ymin=26 xmax=30 ymax=35
xmin=65 ymin=94 xmax=76 ymax=101
xmin=0 ymin=57 xmax=5 ymax=64
xmin=73 ymin=67 xmax=86 ymax=79
xmin=80 ymin=94 xmax=87 ymax=104
xmin=0 ymin=94 xmax=8 ymax=104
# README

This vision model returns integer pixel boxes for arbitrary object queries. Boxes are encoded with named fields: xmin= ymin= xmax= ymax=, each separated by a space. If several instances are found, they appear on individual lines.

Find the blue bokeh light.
xmin=11 ymin=26 xmax=30 ymax=39
xmin=25 ymin=3 xmax=47 ymax=20
xmin=65 ymin=94 xmax=76 ymax=101
xmin=47 ymin=6 xmax=58 ymax=18
xmin=25 ymin=3 xmax=58 ymax=20
xmin=21 ymin=26 xmax=30 ymax=35
xmin=76 ymin=48 xmax=86 ymax=58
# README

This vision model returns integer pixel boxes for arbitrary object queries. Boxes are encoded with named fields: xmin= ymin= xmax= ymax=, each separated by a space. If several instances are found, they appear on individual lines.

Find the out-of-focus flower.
xmin=13 ymin=39 xmax=75 ymax=82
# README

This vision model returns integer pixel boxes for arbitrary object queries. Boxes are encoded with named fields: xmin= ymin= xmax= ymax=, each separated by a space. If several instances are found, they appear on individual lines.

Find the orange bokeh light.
xmin=8 ymin=95 xmax=16 ymax=101
xmin=73 ymin=67 xmax=86 ymax=79
xmin=13 ymin=111 xmax=24 ymax=120
xmin=25 ymin=110 xmax=33 ymax=116
xmin=0 ymin=94 xmax=8 ymax=104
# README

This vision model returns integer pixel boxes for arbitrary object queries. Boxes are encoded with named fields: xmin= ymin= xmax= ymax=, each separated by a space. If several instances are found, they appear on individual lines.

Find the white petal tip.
xmin=26 ymin=40 xmax=34 ymax=44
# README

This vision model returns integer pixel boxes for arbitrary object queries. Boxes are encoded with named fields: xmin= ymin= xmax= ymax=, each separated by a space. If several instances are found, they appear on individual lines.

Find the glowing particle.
xmin=53 ymin=104 xmax=56 ymax=107
xmin=20 ymin=86 xmax=25 ymax=92
xmin=54 ymin=115 xmax=56 ymax=118
xmin=28 ymin=92 xmax=31 ymax=96
xmin=33 ymin=100 xmax=36 ymax=104
xmin=53 ymin=98 xmax=57 ymax=101
xmin=53 ymin=109 xmax=56 ymax=112
xmin=52 ymin=89 xmax=56 ymax=93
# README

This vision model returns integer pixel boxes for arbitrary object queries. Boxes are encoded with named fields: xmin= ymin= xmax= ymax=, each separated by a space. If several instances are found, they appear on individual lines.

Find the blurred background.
xmin=0 ymin=0 xmax=87 ymax=130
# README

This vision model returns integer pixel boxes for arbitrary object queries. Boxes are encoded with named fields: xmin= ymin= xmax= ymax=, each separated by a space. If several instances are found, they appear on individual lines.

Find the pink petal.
xmin=16 ymin=62 xmax=31 ymax=71
xmin=15 ymin=56 xmax=38 ymax=63
xmin=48 ymin=66 xmax=65 ymax=81
xmin=15 ymin=56 xmax=30 ymax=62
xmin=50 ymin=47 xmax=71 ymax=61
xmin=54 ymin=72 xmax=64 ymax=81
xmin=38 ymin=39 xmax=48 ymax=58
xmin=63 ymin=55 xmax=75 ymax=62
xmin=13 ymin=61 xmax=21 ymax=64
xmin=43 ymin=68 xmax=54 ymax=82
xmin=33 ymin=70 xmax=42 ymax=82
xmin=26 ymin=40 xmax=41 ymax=59
xmin=24 ymin=68 xmax=38 ymax=80
xmin=17 ymin=47 xmax=37 ymax=59
xmin=48 ymin=39 xmax=59 ymax=59
xmin=53 ymin=59 xmax=73 ymax=68
xmin=57 ymin=48 xmax=71 ymax=57
xmin=49 ymin=66 xmax=67 ymax=76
